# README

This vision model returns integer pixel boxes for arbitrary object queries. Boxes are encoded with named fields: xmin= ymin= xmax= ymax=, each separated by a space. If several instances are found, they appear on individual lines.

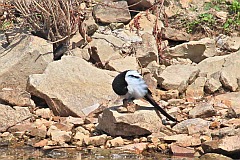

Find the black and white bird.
xmin=112 ymin=70 xmax=178 ymax=122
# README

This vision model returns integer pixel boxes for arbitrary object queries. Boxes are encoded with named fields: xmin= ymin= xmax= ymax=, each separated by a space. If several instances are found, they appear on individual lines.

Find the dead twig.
xmin=14 ymin=0 xmax=86 ymax=59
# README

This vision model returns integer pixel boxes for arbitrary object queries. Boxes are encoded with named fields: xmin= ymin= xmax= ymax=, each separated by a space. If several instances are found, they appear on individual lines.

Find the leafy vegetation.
xmin=186 ymin=0 xmax=240 ymax=35
xmin=224 ymin=0 xmax=240 ymax=32
xmin=186 ymin=13 xmax=215 ymax=33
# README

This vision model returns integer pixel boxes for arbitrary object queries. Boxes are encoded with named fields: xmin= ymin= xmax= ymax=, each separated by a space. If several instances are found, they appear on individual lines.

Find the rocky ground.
xmin=0 ymin=0 xmax=240 ymax=159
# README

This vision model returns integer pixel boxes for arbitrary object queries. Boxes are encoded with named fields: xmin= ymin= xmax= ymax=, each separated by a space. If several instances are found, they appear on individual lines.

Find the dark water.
xmin=0 ymin=146 xmax=195 ymax=160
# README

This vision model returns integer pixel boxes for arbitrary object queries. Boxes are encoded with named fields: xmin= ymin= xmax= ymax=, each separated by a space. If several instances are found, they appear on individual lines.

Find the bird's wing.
xmin=144 ymin=93 xmax=178 ymax=122
xmin=125 ymin=70 xmax=148 ymax=99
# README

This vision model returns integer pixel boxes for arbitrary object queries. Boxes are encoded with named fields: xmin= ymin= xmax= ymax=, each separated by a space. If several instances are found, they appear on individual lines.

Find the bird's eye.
xmin=128 ymin=75 xmax=141 ymax=79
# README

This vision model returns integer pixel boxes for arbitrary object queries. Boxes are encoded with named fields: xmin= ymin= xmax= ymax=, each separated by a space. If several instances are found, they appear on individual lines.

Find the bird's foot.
xmin=125 ymin=103 xmax=138 ymax=113
xmin=122 ymin=99 xmax=133 ymax=107
xmin=117 ymin=99 xmax=138 ymax=113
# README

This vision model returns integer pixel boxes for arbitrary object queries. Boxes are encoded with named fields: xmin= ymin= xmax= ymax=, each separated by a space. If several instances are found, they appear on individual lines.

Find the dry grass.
xmin=14 ymin=0 xmax=86 ymax=58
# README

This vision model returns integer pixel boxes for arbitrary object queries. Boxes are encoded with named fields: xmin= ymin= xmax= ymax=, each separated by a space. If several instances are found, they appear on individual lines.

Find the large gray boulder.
xmin=0 ymin=34 xmax=53 ymax=91
xmin=27 ymin=56 xmax=117 ymax=117
xmin=158 ymin=64 xmax=199 ymax=93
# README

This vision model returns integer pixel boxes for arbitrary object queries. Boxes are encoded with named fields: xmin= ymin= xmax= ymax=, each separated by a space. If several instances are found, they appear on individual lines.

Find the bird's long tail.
xmin=144 ymin=94 xmax=178 ymax=122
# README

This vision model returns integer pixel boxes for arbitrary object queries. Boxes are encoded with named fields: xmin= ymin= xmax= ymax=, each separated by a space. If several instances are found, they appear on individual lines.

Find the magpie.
xmin=112 ymin=70 xmax=178 ymax=122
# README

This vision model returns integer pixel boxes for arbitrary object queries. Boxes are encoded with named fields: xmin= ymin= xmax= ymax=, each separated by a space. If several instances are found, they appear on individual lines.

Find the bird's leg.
xmin=122 ymin=98 xmax=134 ymax=107
xmin=122 ymin=98 xmax=128 ymax=107
xmin=122 ymin=98 xmax=138 ymax=113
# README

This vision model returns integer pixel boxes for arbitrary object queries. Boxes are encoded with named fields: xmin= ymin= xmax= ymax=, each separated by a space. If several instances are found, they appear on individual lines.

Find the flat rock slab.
xmin=0 ymin=104 xmax=32 ymax=132
xmin=166 ymin=38 xmax=216 ymax=63
xmin=158 ymin=64 xmax=199 ymax=93
xmin=173 ymin=118 xmax=210 ymax=135
xmin=98 ymin=100 xmax=164 ymax=136
xmin=93 ymin=1 xmax=131 ymax=24
xmin=170 ymin=144 xmax=195 ymax=157
xmin=106 ymin=56 xmax=139 ymax=72
xmin=27 ymin=56 xmax=117 ymax=117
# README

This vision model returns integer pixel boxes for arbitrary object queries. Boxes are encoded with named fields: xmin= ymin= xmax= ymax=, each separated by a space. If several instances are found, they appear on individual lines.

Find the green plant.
xmin=199 ymin=13 xmax=215 ymax=23
xmin=204 ymin=2 xmax=221 ymax=11
xmin=186 ymin=13 xmax=215 ymax=33
xmin=186 ymin=20 xmax=200 ymax=33
xmin=223 ymin=0 xmax=240 ymax=32
xmin=229 ymin=0 xmax=240 ymax=14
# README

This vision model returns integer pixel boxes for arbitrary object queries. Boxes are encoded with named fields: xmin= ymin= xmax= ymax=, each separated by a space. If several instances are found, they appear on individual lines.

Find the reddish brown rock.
xmin=170 ymin=144 xmax=195 ymax=157
xmin=127 ymin=0 xmax=154 ymax=10
xmin=33 ymin=139 xmax=48 ymax=148
xmin=8 ymin=122 xmax=33 ymax=133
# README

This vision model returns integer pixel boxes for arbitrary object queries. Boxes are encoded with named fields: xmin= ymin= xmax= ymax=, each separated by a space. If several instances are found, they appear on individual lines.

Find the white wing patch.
xmin=125 ymin=70 xmax=148 ymax=99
